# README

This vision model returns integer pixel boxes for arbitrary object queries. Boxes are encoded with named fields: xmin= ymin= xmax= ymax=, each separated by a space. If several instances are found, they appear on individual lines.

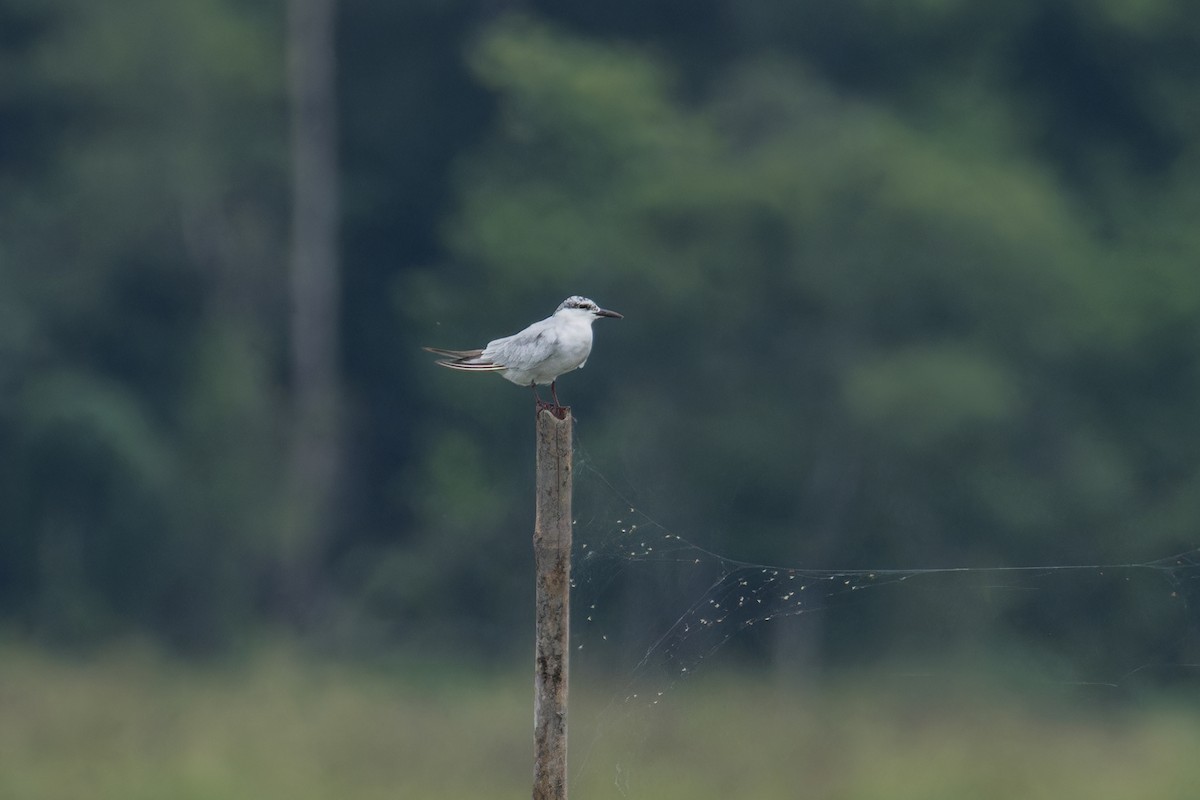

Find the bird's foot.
xmin=535 ymin=398 xmax=569 ymax=420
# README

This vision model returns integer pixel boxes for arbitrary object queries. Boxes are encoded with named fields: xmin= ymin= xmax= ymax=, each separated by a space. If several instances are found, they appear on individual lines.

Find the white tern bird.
xmin=424 ymin=295 xmax=623 ymax=412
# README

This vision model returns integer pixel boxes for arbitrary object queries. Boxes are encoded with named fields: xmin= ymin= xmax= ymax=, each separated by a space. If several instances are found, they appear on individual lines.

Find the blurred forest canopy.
xmin=2 ymin=0 xmax=1200 ymax=671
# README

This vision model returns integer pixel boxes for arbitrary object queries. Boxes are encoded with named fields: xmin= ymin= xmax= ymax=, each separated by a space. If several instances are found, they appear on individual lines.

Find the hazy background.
xmin=3 ymin=1 xmax=1200 ymax=797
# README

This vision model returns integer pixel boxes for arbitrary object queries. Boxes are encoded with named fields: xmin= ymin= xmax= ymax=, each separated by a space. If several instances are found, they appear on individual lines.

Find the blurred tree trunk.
xmin=285 ymin=0 xmax=342 ymax=622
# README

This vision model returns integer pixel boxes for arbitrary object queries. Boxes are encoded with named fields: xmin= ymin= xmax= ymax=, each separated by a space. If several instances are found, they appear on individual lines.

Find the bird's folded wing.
xmin=483 ymin=326 xmax=557 ymax=370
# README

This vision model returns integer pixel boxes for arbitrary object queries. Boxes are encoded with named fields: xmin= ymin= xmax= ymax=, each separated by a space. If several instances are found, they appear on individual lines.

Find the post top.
xmin=536 ymin=405 xmax=571 ymax=421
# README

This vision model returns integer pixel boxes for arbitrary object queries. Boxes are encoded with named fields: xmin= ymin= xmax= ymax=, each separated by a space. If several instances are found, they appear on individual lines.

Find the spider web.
xmin=572 ymin=455 xmax=1200 ymax=682
xmin=565 ymin=437 xmax=1200 ymax=793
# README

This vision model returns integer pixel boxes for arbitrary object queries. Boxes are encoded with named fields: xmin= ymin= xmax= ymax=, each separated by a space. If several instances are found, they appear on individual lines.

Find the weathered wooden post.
xmin=533 ymin=407 xmax=572 ymax=800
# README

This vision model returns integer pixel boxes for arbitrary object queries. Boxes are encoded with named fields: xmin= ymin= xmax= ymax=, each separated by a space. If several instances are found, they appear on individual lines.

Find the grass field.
xmin=1 ymin=643 xmax=1198 ymax=799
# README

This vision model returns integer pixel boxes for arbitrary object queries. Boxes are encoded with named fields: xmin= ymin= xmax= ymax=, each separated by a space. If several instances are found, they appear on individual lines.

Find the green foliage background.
xmin=2 ymin=0 xmax=1200 ymax=678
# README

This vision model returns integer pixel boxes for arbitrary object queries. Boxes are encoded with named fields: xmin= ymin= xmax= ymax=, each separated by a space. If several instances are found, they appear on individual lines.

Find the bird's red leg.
xmin=546 ymin=381 xmax=568 ymax=419
xmin=533 ymin=382 xmax=554 ymax=413
xmin=532 ymin=382 xmax=566 ymax=418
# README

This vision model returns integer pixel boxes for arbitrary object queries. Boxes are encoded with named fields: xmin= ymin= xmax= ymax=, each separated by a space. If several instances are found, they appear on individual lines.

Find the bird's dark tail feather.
xmin=423 ymin=346 xmax=505 ymax=371
xmin=422 ymin=346 xmax=484 ymax=359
